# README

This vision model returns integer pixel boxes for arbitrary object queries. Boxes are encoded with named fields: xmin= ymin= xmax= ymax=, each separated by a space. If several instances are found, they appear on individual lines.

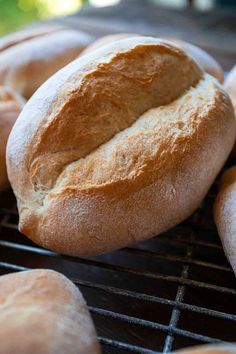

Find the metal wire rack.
xmin=0 ymin=176 xmax=235 ymax=353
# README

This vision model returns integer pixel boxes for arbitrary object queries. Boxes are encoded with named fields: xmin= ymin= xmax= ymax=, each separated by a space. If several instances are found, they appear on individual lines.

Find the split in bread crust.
xmin=0 ymin=269 xmax=100 ymax=354
xmin=214 ymin=166 xmax=236 ymax=275
xmin=0 ymin=86 xmax=25 ymax=191
xmin=0 ymin=26 xmax=93 ymax=98
xmin=7 ymin=36 xmax=235 ymax=256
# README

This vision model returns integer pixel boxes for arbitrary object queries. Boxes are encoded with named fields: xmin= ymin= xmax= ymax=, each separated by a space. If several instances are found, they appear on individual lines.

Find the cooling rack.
xmin=0 ymin=173 xmax=235 ymax=353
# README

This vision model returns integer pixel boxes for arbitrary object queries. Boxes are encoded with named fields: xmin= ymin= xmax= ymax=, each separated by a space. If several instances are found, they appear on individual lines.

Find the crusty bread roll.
xmin=0 ymin=27 xmax=93 ymax=98
xmin=81 ymin=33 xmax=224 ymax=83
xmin=0 ymin=86 xmax=25 ymax=191
xmin=214 ymin=166 xmax=236 ymax=275
xmin=7 ymin=36 xmax=235 ymax=257
xmin=0 ymin=269 xmax=100 ymax=354
xmin=175 ymin=344 xmax=236 ymax=353
xmin=225 ymin=65 xmax=236 ymax=157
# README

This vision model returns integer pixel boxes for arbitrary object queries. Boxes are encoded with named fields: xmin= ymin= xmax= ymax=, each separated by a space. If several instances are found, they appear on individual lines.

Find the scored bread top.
xmin=54 ymin=76 xmax=218 ymax=190
xmin=8 ymin=37 xmax=202 ymax=201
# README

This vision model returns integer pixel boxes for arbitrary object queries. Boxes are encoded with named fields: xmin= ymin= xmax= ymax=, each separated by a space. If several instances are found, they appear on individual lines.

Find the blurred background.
xmin=0 ymin=0 xmax=235 ymax=70
xmin=0 ymin=0 xmax=236 ymax=35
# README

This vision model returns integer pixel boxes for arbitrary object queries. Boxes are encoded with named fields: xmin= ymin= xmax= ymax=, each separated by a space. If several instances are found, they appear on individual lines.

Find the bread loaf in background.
xmin=81 ymin=33 xmax=224 ymax=83
xmin=214 ymin=166 xmax=236 ymax=275
xmin=0 ymin=86 xmax=25 ymax=191
xmin=0 ymin=269 xmax=100 ymax=354
xmin=225 ymin=64 xmax=236 ymax=110
xmin=225 ymin=65 xmax=236 ymax=157
xmin=0 ymin=26 xmax=93 ymax=98
xmin=7 ymin=36 xmax=235 ymax=257
xmin=0 ymin=24 xmax=63 ymax=52
xmin=175 ymin=344 xmax=236 ymax=353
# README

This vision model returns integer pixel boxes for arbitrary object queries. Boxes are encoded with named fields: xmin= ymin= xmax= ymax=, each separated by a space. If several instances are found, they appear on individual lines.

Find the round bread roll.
xmin=7 ymin=36 xmax=235 ymax=257
xmin=0 ymin=269 xmax=100 ymax=354
xmin=81 ymin=33 xmax=224 ymax=83
xmin=0 ymin=27 xmax=93 ymax=98
xmin=0 ymin=86 xmax=25 ymax=191
xmin=214 ymin=166 xmax=236 ymax=275
xmin=175 ymin=344 xmax=236 ymax=353
xmin=225 ymin=65 xmax=236 ymax=157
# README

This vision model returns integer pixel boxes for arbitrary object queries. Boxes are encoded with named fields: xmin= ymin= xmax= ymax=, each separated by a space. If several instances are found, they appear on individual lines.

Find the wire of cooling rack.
xmin=0 ymin=188 xmax=235 ymax=353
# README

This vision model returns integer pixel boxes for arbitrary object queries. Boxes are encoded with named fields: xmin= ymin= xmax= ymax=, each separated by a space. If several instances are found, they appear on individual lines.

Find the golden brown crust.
xmin=175 ymin=344 xmax=236 ymax=353
xmin=0 ymin=269 xmax=100 ymax=354
xmin=82 ymin=33 xmax=224 ymax=83
xmin=0 ymin=86 xmax=25 ymax=191
xmin=7 ymin=36 xmax=235 ymax=256
xmin=0 ymin=28 xmax=93 ymax=98
xmin=214 ymin=166 xmax=236 ymax=275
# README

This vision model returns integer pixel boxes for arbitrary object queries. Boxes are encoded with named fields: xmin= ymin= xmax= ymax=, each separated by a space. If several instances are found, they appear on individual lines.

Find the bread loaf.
xmin=0 ymin=269 xmax=100 ymax=354
xmin=0 ymin=86 xmax=25 ymax=191
xmin=175 ymin=344 xmax=236 ymax=353
xmin=82 ymin=33 xmax=224 ymax=82
xmin=7 ymin=36 xmax=235 ymax=256
xmin=214 ymin=166 xmax=236 ymax=275
xmin=0 ymin=27 xmax=92 ymax=98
